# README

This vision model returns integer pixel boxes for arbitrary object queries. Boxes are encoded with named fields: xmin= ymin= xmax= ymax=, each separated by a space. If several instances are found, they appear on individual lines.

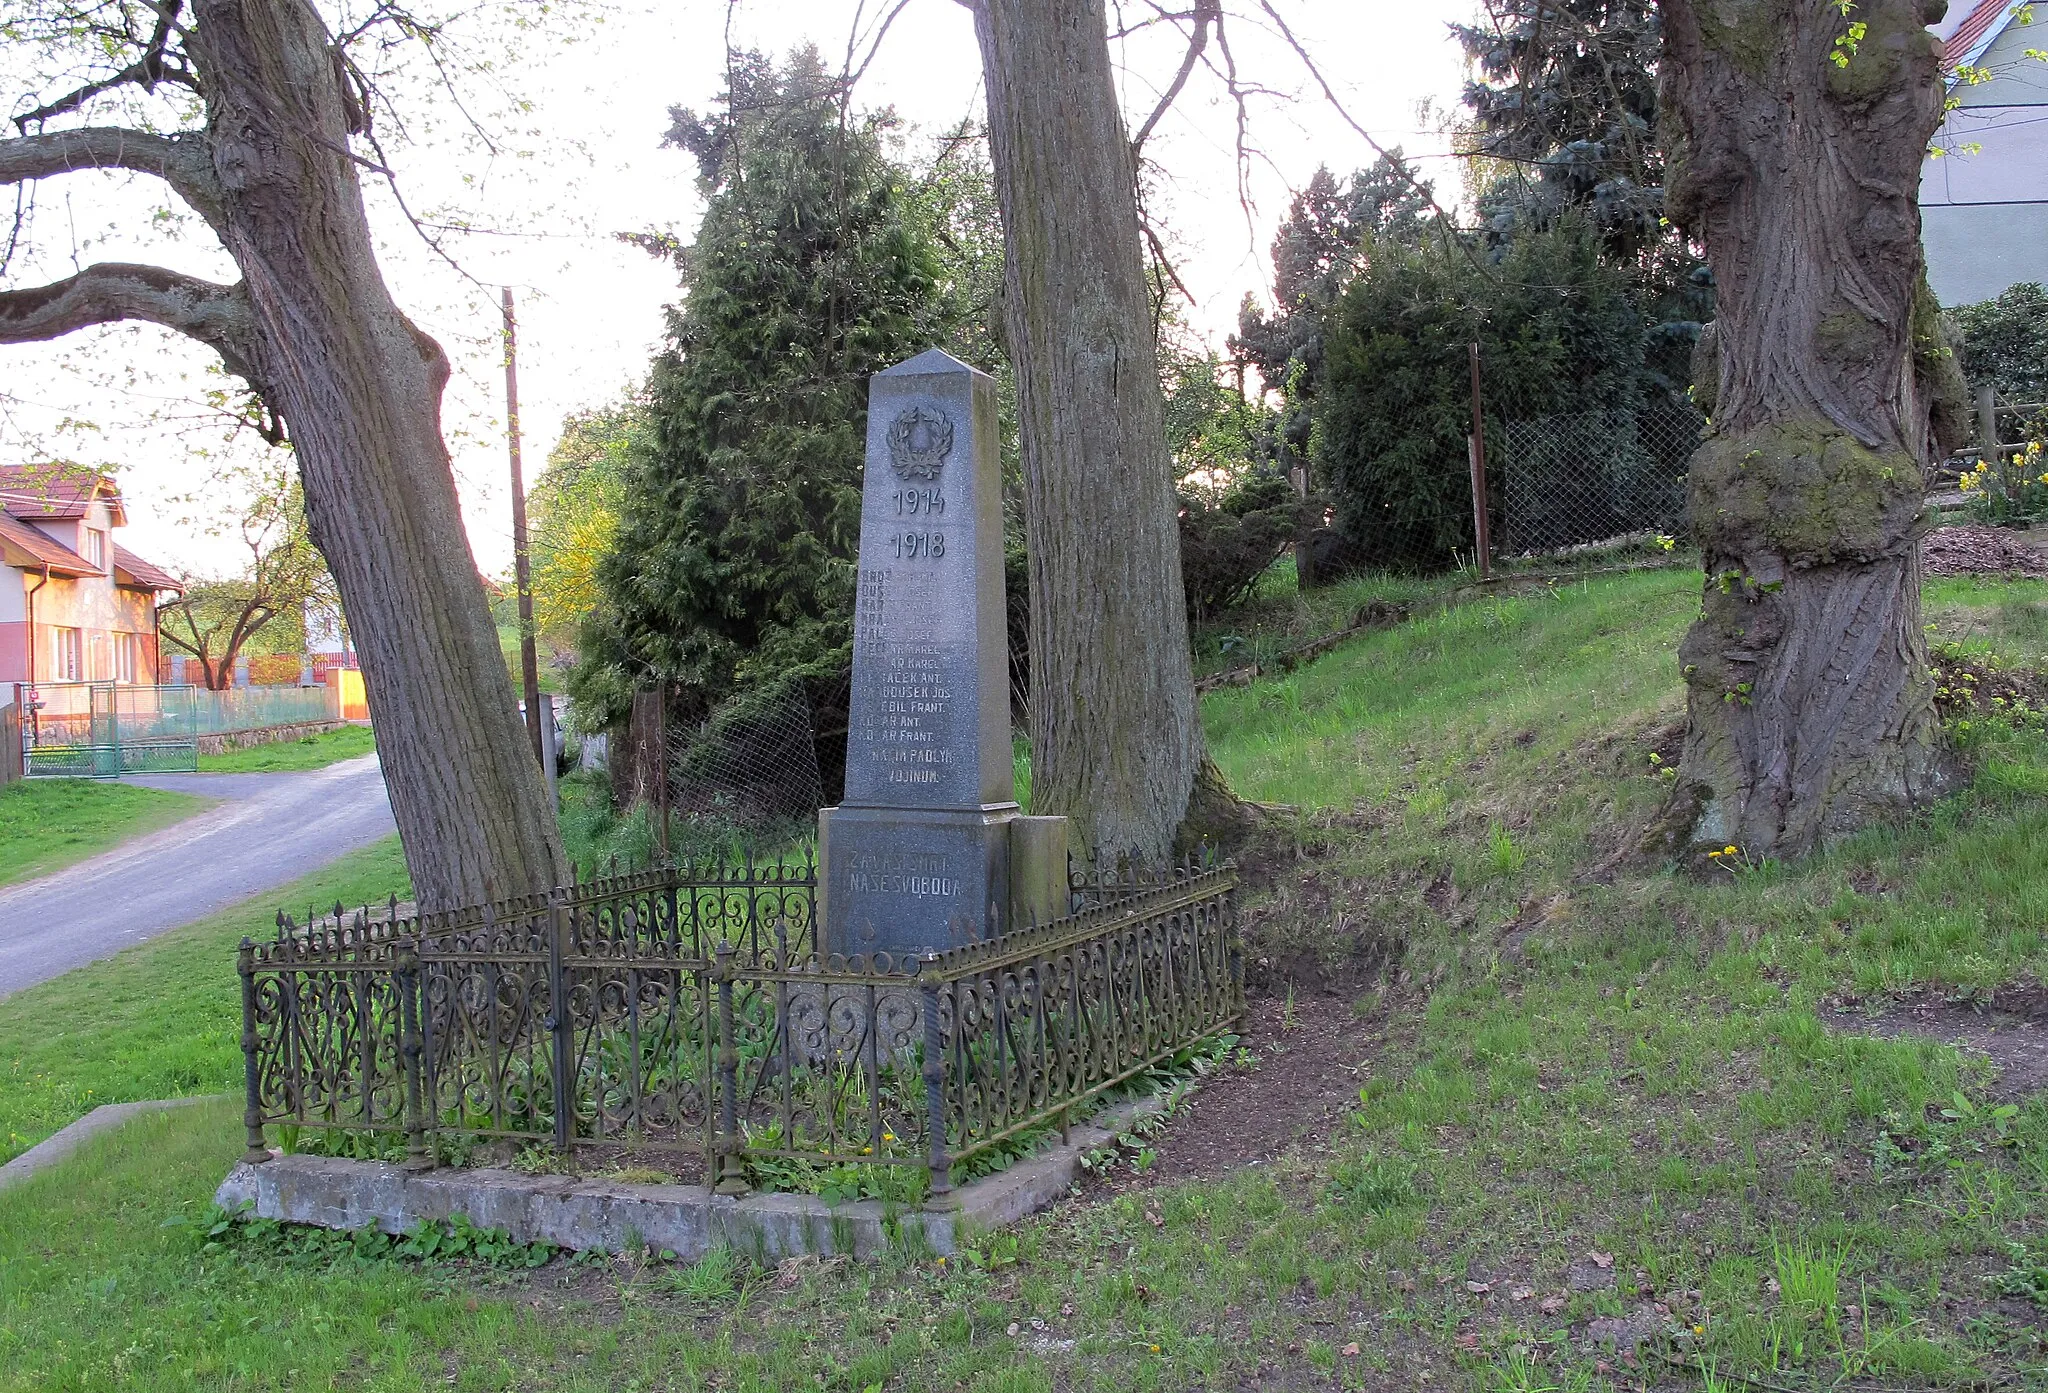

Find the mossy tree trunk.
xmin=971 ymin=0 xmax=1244 ymax=860
xmin=1653 ymin=0 xmax=1960 ymax=859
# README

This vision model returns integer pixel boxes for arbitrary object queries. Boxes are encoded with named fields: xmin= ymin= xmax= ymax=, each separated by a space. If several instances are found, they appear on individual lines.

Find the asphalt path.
xmin=0 ymin=752 xmax=396 ymax=999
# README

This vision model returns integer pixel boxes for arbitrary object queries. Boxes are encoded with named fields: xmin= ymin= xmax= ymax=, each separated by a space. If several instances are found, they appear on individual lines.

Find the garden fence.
xmin=1295 ymin=373 xmax=1705 ymax=584
xmin=239 ymin=853 xmax=1241 ymax=1200
xmin=1495 ymin=393 xmax=1701 ymax=561
xmin=17 ymin=681 xmax=336 ymax=777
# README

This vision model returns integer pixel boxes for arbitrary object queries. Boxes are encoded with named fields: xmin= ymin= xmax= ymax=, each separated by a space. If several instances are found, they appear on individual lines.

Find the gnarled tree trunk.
xmin=1653 ymin=0 xmax=1961 ymax=859
xmin=192 ymin=0 xmax=565 ymax=905
xmin=972 ymin=0 xmax=1236 ymax=861
xmin=0 ymin=0 xmax=565 ymax=908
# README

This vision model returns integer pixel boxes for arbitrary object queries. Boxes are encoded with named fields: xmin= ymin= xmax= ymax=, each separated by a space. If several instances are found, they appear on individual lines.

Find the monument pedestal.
xmin=818 ymin=807 xmax=1069 ymax=960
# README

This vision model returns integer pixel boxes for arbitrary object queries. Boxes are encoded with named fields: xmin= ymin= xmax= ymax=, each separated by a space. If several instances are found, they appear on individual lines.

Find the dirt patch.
xmin=1091 ymin=992 xmax=1383 ymax=1193
xmin=1839 ymin=985 xmax=2048 ymax=1100
xmin=1924 ymin=525 xmax=2048 ymax=578
xmin=1235 ymin=842 xmax=1406 ymax=996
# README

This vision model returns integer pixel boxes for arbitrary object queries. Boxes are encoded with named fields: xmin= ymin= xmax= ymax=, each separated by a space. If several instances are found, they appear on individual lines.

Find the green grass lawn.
xmin=0 ymin=779 xmax=207 ymax=887
xmin=9 ymin=571 xmax=2048 ymax=1391
xmin=196 ymin=724 xmax=377 ymax=773
xmin=498 ymin=622 xmax=565 ymax=694
xmin=0 ymin=837 xmax=409 ymax=1165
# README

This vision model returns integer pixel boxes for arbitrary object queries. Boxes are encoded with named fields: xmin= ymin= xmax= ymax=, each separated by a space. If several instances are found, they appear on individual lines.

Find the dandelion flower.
xmin=1724 ymin=845 xmax=1738 ymax=857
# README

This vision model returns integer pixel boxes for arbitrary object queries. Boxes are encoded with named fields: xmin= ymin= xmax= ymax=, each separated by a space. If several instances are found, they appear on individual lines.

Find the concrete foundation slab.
xmin=216 ymin=1097 xmax=1160 ymax=1262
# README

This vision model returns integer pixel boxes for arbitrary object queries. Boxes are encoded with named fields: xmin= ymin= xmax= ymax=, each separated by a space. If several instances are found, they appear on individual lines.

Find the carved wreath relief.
xmin=886 ymin=405 xmax=953 ymax=481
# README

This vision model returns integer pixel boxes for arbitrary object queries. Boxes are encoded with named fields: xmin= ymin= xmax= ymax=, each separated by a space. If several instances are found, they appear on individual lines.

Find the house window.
xmin=115 ymin=634 xmax=138 ymax=684
xmin=83 ymin=528 xmax=106 ymax=570
xmin=51 ymin=627 xmax=81 ymax=682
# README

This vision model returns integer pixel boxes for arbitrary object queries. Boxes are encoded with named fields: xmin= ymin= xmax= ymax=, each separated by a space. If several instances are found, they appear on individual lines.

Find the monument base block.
xmin=818 ymin=806 xmax=1070 ymax=961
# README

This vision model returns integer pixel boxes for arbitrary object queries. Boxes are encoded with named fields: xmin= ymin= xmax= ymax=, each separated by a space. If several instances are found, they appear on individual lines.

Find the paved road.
xmin=0 ymin=753 xmax=396 ymax=998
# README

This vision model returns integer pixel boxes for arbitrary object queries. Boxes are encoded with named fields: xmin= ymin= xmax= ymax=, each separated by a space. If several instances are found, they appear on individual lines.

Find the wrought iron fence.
xmin=239 ymin=855 xmax=1241 ymax=1200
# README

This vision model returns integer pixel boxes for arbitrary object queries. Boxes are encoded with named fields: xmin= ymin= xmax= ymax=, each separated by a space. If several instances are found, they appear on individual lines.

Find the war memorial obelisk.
xmin=820 ymin=349 xmax=1065 ymax=959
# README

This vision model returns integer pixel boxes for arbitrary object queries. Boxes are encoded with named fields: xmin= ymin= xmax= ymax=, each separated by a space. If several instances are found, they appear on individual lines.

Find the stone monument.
xmin=820 ymin=349 xmax=1066 ymax=960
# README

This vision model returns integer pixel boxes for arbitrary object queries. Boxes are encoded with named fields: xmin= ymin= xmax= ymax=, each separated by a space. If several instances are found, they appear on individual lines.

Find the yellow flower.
xmin=1707 ymin=849 xmax=1724 ymax=858
xmin=1693 ymin=1324 xmax=1706 ymax=1335
xmin=1724 ymin=845 xmax=1738 ymax=857
xmin=882 ymin=1132 xmax=896 ymax=1143
xmin=1149 ymin=1345 xmax=1162 ymax=1354
xmin=860 ymin=1146 xmax=873 ymax=1155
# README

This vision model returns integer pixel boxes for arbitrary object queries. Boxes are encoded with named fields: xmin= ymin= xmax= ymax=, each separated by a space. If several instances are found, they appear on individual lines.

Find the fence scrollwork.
xmin=241 ymin=853 xmax=1241 ymax=1200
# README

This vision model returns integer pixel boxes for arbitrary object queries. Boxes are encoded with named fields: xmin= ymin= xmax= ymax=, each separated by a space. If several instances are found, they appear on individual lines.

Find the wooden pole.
xmin=502 ymin=287 xmax=546 ymax=767
xmin=1467 ymin=342 xmax=1493 ymax=581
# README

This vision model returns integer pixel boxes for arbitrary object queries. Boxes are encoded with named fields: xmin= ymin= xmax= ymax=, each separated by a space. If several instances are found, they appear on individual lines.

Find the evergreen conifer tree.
xmin=572 ymin=50 xmax=968 ymax=792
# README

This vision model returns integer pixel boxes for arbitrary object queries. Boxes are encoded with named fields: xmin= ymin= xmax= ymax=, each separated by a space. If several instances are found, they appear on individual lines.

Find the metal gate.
xmin=18 ymin=682 xmax=199 ymax=777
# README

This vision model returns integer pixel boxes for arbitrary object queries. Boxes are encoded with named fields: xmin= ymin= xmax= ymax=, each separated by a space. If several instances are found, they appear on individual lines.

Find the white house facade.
xmin=1923 ymin=0 xmax=2048 ymax=306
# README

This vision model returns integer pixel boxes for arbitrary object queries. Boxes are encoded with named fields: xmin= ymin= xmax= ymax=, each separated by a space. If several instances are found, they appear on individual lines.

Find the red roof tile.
xmin=1943 ymin=0 xmax=2012 ymax=67
xmin=0 ymin=513 xmax=96 ymax=577
xmin=0 ymin=462 xmax=124 ymax=524
xmin=113 ymin=543 xmax=181 ymax=592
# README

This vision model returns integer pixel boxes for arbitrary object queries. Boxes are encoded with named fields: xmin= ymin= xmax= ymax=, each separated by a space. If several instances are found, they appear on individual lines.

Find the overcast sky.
xmin=0 ymin=0 xmax=1474 ymax=578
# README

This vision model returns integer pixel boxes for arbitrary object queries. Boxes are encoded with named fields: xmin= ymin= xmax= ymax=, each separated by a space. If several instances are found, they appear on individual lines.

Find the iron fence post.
xmin=713 ymin=940 xmax=749 ymax=1196
xmin=237 ymin=937 xmax=269 ymax=1164
xmin=547 ymin=891 xmax=572 ymax=1153
xmin=398 ymin=943 xmax=430 ymax=1168
xmin=921 ymin=965 xmax=953 ymax=1205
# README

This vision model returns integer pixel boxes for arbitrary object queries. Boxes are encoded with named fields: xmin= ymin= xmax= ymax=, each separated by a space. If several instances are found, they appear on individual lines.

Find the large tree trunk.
xmin=972 ymin=0 xmax=1228 ymax=861
xmin=1652 ymin=0 xmax=1954 ymax=859
xmin=191 ymin=0 xmax=564 ymax=906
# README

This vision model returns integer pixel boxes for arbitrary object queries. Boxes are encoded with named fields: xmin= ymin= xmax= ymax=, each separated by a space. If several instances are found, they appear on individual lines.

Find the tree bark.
xmin=172 ymin=0 xmax=564 ymax=905
xmin=1653 ymin=0 xmax=1957 ymax=859
xmin=971 ymin=0 xmax=1226 ymax=861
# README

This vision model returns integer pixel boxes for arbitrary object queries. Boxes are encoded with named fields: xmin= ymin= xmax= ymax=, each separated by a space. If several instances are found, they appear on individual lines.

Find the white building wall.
xmin=1922 ymin=23 xmax=2048 ymax=305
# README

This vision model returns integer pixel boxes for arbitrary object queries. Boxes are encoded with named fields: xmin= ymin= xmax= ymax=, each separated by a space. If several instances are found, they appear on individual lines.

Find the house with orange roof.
xmin=0 ymin=463 xmax=182 ymax=689
xmin=1923 ymin=0 xmax=2048 ymax=305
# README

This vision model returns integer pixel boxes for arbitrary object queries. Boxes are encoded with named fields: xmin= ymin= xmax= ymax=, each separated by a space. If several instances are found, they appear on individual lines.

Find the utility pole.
xmin=502 ymin=286 xmax=546 ymax=772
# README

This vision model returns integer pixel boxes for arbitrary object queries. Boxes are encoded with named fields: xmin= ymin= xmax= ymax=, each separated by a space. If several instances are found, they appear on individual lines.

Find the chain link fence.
xmin=1295 ymin=385 xmax=1705 ymax=584
xmin=1496 ymin=393 xmax=1700 ymax=563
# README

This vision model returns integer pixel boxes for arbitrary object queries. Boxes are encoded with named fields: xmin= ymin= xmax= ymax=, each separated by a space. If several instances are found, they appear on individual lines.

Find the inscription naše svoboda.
xmin=845 ymin=850 xmax=959 ymax=898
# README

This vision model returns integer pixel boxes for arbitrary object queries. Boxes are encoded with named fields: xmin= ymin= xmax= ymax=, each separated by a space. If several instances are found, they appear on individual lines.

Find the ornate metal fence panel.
xmin=929 ymin=867 xmax=1241 ymax=1179
xmin=239 ymin=855 xmax=1240 ymax=1200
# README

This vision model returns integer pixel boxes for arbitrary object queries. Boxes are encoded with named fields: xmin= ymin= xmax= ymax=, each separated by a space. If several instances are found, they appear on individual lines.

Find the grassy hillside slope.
xmin=6 ymin=570 xmax=2048 ymax=1391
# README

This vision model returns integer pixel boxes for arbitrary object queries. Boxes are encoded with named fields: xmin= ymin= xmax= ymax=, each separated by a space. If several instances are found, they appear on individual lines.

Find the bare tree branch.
xmin=0 ymin=262 xmax=260 ymax=382
xmin=843 ymin=0 xmax=917 ymax=94
xmin=1253 ymin=0 xmax=1495 ymax=281
xmin=0 ymin=127 xmax=226 ymax=233
xmin=1131 ymin=0 xmax=1217 ymax=159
